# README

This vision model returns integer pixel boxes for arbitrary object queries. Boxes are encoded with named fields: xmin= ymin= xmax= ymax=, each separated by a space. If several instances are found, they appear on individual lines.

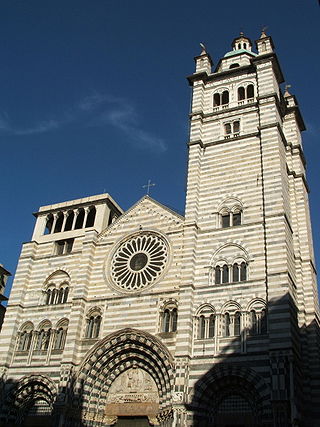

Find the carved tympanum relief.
xmin=106 ymin=367 xmax=159 ymax=405
xmin=105 ymin=367 xmax=160 ymax=418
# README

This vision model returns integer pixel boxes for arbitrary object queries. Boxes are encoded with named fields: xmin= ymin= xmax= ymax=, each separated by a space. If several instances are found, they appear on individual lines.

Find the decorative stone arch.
xmin=86 ymin=305 xmax=103 ymax=317
xmin=211 ymin=242 xmax=250 ymax=263
xmin=189 ymin=364 xmax=272 ymax=426
xmin=210 ymin=243 xmax=250 ymax=286
xmin=217 ymin=195 xmax=243 ymax=211
xmin=246 ymin=298 xmax=267 ymax=312
xmin=37 ymin=319 xmax=52 ymax=330
xmin=19 ymin=321 xmax=34 ymax=331
xmin=3 ymin=374 xmax=57 ymax=426
xmin=43 ymin=270 xmax=71 ymax=305
xmin=44 ymin=268 xmax=71 ymax=284
xmin=159 ymin=297 xmax=178 ymax=312
xmin=236 ymin=80 xmax=255 ymax=91
xmin=194 ymin=303 xmax=215 ymax=317
xmin=221 ymin=300 xmax=242 ymax=314
xmin=70 ymin=328 xmax=174 ymax=425
xmin=55 ymin=317 xmax=69 ymax=329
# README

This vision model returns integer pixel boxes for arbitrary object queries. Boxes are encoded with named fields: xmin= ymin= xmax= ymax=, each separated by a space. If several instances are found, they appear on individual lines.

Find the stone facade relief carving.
xmin=107 ymin=367 xmax=159 ymax=404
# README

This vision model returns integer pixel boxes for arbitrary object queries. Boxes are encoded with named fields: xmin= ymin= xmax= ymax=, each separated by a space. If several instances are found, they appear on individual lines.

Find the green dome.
xmin=224 ymin=48 xmax=257 ymax=58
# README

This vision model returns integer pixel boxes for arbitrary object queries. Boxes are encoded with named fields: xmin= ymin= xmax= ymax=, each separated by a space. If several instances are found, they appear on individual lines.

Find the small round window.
xmin=110 ymin=232 xmax=168 ymax=292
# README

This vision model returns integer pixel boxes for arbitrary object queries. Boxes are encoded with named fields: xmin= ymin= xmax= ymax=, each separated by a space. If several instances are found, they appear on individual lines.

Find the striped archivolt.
xmin=110 ymin=232 xmax=168 ymax=292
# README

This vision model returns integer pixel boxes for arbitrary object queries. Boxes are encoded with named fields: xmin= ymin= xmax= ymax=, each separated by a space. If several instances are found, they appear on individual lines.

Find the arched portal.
xmin=1 ymin=375 xmax=56 ymax=427
xmin=70 ymin=328 xmax=174 ymax=426
xmin=189 ymin=365 xmax=272 ymax=427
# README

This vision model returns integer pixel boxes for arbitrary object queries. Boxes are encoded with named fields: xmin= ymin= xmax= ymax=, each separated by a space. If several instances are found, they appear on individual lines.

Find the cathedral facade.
xmin=0 ymin=32 xmax=319 ymax=427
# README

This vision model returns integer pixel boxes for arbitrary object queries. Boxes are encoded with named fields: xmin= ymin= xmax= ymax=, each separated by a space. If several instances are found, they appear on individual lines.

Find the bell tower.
xmin=183 ymin=32 xmax=319 ymax=424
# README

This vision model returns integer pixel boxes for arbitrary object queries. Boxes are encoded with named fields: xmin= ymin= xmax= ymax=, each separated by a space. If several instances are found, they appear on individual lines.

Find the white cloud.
xmin=0 ymin=93 xmax=167 ymax=152
xmin=95 ymin=98 xmax=167 ymax=152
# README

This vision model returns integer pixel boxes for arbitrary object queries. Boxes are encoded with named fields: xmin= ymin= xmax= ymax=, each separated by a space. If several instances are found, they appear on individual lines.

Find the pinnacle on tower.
xmin=194 ymin=42 xmax=212 ymax=74
xmin=255 ymin=28 xmax=275 ymax=54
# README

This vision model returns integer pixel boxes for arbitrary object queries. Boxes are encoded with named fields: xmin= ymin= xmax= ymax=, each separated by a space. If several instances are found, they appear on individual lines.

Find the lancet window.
xmin=17 ymin=322 xmax=34 ymax=352
xmin=247 ymin=302 xmax=268 ymax=335
xmin=52 ymin=319 xmax=69 ymax=350
xmin=161 ymin=302 xmax=178 ymax=333
xmin=35 ymin=322 xmax=52 ymax=352
xmin=222 ymin=308 xmax=241 ymax=337
xmin=197 ymin=306 xmax=215 ymax=339
xmin=85 ymin=309 xmax=102 ymax=339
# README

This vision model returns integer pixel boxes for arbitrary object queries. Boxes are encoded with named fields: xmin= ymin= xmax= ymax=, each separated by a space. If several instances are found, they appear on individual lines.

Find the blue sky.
xmin=1 ymin=1 xmax=319 ymax=296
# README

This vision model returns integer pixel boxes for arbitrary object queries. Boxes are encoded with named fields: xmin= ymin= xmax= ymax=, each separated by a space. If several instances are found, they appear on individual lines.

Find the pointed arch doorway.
xmin=72 ymin=328 xmax=174 ymax=427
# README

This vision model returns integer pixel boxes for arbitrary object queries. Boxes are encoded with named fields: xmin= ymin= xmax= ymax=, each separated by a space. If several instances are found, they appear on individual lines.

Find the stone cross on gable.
xmin=143 ymin=179 xmax=156 ymax=195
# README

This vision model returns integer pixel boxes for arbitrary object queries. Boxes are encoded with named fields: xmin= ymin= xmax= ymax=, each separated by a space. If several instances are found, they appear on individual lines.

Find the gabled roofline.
xmin=98 ymin=195 xmax=184 ymax=237
xmin=121 ymin=195 xmax=184 ymax=222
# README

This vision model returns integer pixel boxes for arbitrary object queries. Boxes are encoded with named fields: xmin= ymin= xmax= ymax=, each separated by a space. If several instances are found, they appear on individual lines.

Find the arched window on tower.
xmin=53 ymin=319 xmax=69 ymax=350
xmin=234 ymin=311 xmax=241 ymax=336
xmin=161 ymin=302 xmax=178 ymax=334
xmin=64 ymin=210 xmax=74 ymax=231
xmin=17 ymin=323 xmax=34 ymax=352
xmin=208 ymin=314 xmax=215 ymax=338
xmin=261 ymin=309 xmax=267 ymax=334
xmin=54 ymin=212 xmax=64 ymax=233
xmin=199 ymin=315 xmax=206 ymax=339
xmin=85 ymin=206 xmax=96 ymax=227
xmin=196 ymin=306 xmax=216 ymax=339
xmin=85 ymin=309 xmax=102 ymax=339
xmin=220 ymin=207 xmax=242 ymax=228
xmin=215 ymin=265 xmax=222 ymax=285
xmin=247 ymin=301 xmax=267 ymax=336
xmin=238 ymin=87 xmax=245 ymax=101
xmin=222 ymin=265 xmax=229 ymax=283
xmin=44 ymin=271 xmax=70 ymax=305
xmin=225 ymin=313 xmax=231 ymax=337
xmin=75 ymin=208 xmax=85 ymax=229
xmin=213 ymin=93 xmax=221 ymax=107
xmin=249 ymin=310 xmax=258 ymax=335
xmin=213 ymin=90 xmax=229 ymax=109
xmin=221 ymin=212 xmax=231 ymax=228
xmin=240 ymin=261 xmax=247 ymax=281
xmin=247 ymin=84 xmax=254 ymax=99
xmin=222 ymin=90 xmax=229 ymax=106
xmin=35 ymin=322 xmax=52 ymax=352
xmin=238 ymin=83 xmax=255 ymax=105
xmin=44 ymin=214 xmax=53 ymax=235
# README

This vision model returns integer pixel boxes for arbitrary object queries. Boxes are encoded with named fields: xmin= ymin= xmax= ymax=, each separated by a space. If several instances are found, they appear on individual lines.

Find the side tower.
xmin=184 ymin=32 xmax=319 ymax=426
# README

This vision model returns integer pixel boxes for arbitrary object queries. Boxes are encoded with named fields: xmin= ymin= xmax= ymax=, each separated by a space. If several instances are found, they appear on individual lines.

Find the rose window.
xmin=110 ymin=233 xmax=168 ymax=292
